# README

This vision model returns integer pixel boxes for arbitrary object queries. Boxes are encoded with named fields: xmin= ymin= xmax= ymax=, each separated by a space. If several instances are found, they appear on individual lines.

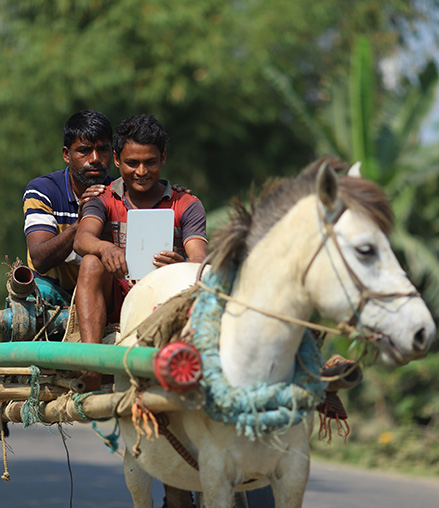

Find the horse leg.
xmin=270 ymin=436 xmax=311 ymax=508
xmin=123 ymin=449 xmax=154 ymax=508
xmin=163 ymin=485 xmax=195 ymax=507
xmin=195 ymin=491 xmax=248 ymax=508
xmin=197 ymin=479 xmax=234 ymax=508
xmin=196 ymin=448 xmax=235 ymax=508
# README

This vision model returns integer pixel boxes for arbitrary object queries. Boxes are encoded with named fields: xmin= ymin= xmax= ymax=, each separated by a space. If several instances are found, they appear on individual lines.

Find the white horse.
xmin=115 ymin=160 xmax=436 ymax=508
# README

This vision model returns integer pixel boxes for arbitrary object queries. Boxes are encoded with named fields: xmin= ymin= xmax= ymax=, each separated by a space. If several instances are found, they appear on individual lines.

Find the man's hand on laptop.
xmin=153 ymin=249 xmax=185 ymax=268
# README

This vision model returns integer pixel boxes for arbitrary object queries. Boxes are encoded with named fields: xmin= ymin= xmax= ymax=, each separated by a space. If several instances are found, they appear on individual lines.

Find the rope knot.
xmin=130 ymin=397 xmax=159 ymax=457
xmin=337 ymin=322 xmax=357 ymax=340
xmin=21 ymin=365 xmax=42 ymax=427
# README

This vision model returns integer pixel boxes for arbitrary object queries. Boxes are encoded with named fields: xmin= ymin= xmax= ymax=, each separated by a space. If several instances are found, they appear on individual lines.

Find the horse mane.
xmin=209 ymin=156 xmax=393 ymax=272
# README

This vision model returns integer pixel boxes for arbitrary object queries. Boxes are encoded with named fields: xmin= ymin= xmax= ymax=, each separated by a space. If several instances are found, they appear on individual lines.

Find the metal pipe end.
xmin=9 ymin=266 xmax=35 ymax=299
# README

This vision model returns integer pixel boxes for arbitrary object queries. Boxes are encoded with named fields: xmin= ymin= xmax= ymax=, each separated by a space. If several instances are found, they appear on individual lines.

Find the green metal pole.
xmin=0 ymin=342 xmax=158 ymax=378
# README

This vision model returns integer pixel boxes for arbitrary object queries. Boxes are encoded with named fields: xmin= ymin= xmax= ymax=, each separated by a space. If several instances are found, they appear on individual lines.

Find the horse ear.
xmin=347 ymin=161 xmax=362 ymax=178
xmin=316 ymin=162 xmax=344 ymax=223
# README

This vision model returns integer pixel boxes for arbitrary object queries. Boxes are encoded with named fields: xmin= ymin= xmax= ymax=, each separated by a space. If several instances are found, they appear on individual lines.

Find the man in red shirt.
xmin=74 ymin=114 xmax=208 ymax=387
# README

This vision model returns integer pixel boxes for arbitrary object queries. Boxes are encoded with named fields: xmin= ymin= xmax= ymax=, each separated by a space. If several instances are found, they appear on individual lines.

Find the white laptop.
xmin=125 ymin=208 xmax=174 ymax=280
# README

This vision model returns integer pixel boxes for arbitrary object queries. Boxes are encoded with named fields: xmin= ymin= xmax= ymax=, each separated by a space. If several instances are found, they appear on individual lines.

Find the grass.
xmin=310 ymin=413 xmax=439 ymax=479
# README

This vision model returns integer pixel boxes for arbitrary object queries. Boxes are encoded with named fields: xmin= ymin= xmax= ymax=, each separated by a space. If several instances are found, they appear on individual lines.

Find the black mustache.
xmin=84 ymin=165 xmax=106 ymax=171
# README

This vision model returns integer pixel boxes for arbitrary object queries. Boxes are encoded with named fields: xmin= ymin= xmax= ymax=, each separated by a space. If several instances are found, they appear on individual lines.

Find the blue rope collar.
xmin=191 ymin=269 xmax=327 ymax=441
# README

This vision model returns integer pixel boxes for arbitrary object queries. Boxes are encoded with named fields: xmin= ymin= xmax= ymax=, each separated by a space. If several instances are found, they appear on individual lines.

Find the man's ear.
xmin=62 ymin=146 xmax=70 ymax=165
xmin=113 ymin=150 xmax=120 ymax=169
xmin=161 ymin=149 xmax=167 ymax=166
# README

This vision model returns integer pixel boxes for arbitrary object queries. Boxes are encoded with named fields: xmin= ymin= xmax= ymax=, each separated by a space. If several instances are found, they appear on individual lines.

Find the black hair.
xmin=63 ymin=110 xmax=113 ymax=148
xmin=113 ymin=114 xmax=169 ymax=157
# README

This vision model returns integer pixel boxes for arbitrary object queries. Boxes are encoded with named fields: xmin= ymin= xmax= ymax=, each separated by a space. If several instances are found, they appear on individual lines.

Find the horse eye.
xmin=355 ymin=244 xmax=376 ymax=258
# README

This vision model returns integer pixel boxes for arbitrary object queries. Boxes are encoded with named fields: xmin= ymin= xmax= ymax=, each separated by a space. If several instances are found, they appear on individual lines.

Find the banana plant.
xmin=264 ymin=37 xmax=439 ymax=313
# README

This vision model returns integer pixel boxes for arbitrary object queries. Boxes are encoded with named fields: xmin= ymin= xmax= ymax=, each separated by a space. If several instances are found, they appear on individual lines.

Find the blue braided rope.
xmin=21 ymin=365 xmax=43 ymax=427
xmin=73 ymin=392 xmax=120 ymax=453
xmin=72 ymin=391 xmax=109 ymax=422
xmin=92 ymin=420 xmax=120 ymax=453
xmin=191 ymin=269 xmax=327 ymax=441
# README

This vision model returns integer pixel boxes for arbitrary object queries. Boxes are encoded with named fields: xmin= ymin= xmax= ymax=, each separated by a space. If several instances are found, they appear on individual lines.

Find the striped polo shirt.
xmin=23 ymin=167 xmax=114 ymax=291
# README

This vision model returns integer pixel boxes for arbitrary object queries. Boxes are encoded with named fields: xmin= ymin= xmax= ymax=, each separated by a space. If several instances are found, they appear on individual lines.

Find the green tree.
xmin=0 ymin=0 xmax=434 ymax=300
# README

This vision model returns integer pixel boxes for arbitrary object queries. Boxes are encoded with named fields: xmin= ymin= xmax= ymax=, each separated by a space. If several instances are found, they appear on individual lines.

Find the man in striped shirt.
xmin=23 ymin=109 xmax=114 ymax=301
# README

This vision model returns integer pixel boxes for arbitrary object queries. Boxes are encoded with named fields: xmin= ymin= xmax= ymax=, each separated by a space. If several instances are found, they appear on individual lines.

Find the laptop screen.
xmin=125 ymin=208 xmax=174 ymax=280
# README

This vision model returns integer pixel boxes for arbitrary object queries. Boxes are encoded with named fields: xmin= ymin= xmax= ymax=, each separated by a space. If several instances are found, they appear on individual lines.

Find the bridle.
xmin=194 ymin=198 xmax=420 ymax=354
xmin=301 ymin=203 xmax=419 ymax=331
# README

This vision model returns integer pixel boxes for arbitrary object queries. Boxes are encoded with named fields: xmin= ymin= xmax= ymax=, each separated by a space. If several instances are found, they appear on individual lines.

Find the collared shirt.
xmin=23 ymin=167 xmax=114 ymax=291
xmin=82 ymin=177 xmax=207 ymax=258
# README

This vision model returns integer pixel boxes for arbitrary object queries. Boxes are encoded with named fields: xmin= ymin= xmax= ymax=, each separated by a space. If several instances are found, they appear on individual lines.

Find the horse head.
xmin=303 ymin=161 xmax=436 ymax=365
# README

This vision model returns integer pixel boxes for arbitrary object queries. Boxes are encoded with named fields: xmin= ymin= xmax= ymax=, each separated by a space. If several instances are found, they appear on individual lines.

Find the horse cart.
xmin=0 ymin=262 xmax=208 ymax=483
xmin=0 ymin=161 xmax=436 ymax=508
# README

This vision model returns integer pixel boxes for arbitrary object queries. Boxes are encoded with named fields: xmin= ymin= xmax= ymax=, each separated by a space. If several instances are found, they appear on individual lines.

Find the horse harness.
xmin=301 ymin=203 xmax=419 ymax=337
xmin=156 ymin=413 xmax=258 ymax=484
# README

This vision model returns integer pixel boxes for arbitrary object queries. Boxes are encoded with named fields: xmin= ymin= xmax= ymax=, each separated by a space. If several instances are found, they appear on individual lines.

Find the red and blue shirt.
xmin=82 ymin=178 xmax=207 ymax=258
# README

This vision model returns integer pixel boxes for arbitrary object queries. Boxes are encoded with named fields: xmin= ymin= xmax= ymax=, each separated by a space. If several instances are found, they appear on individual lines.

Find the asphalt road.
xmin=1 ymin=422 xmax=439 ymax=508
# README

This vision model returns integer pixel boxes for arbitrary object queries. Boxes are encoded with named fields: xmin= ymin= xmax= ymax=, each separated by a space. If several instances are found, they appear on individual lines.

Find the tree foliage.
xmin=0 ymin=0 xmax=435 ymax=299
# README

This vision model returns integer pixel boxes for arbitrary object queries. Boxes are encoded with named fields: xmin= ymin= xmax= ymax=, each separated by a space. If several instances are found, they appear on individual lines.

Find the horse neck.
xmin=219 ymin=196 xmax=320 ymax=387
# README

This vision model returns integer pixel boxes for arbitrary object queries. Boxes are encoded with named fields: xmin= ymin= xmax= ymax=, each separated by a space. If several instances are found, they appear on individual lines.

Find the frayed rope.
xmin=21 ymin=365 xmax=43 ymax=427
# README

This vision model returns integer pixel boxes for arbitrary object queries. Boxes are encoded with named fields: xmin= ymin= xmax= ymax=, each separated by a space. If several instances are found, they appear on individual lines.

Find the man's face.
xmin=114 ymin=141 xmax=166 ymax=195
xmin=63 ymin=137 xmax=112 ymax=187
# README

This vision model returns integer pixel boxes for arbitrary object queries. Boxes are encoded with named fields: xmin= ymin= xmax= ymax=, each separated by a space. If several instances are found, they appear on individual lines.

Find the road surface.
xmin=1 ymin=422 xmax=439 ymax=507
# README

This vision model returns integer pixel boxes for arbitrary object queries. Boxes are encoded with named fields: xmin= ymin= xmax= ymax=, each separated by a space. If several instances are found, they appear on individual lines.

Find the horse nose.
xmin=413 ymin=327 xmax=430 ymax=353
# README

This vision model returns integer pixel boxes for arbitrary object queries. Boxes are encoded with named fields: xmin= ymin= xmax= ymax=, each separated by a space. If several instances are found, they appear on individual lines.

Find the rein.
xmin=195 ymin=278 xmax=367 ymax=384
xmin=196 ymin=278 xmax=357 ymax=339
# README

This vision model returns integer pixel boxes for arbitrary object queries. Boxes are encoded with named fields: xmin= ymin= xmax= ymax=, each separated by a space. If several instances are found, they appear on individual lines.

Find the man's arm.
xmin=27 ymin=228 xmax=78 ymax=275
xmin=73 ymin=217 xmax=128 ymax=279
xmin=26 ymin=185 xmax=106 ymax=274
xmin=184 ymin=238 xmax=208 ymax=263
xmin=179 ymin=198 xmax=208 ymax=264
